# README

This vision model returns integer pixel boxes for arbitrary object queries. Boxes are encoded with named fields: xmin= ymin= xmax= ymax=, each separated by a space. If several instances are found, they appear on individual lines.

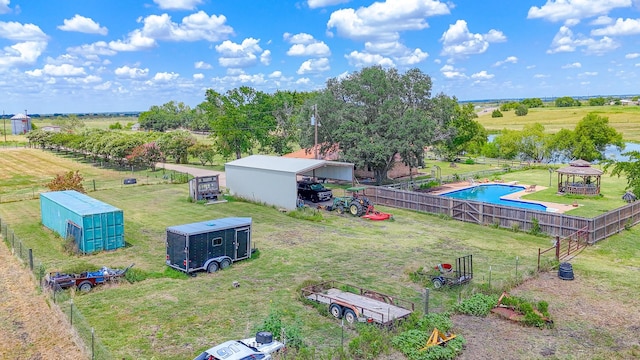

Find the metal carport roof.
xmin=225 ymin=155 xmax=354 ymax=210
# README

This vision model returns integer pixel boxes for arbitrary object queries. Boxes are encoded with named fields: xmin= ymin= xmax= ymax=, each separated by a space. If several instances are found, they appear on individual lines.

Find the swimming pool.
xmin=440 ymin=184 xmax=548 ymax=211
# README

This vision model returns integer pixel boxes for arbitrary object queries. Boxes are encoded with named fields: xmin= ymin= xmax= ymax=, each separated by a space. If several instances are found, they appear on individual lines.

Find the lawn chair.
xmin=525 ymin=184 xmax=536 ymax=192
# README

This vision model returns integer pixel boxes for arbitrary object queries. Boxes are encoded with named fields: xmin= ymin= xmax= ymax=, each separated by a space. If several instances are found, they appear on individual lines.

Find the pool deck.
xmin=428 ymin=180 xmax=576 ymax=214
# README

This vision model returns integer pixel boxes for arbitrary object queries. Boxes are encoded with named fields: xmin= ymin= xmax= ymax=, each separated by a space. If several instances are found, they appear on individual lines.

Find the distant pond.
xmin=486 ymin=135 xmax=638 ymax=162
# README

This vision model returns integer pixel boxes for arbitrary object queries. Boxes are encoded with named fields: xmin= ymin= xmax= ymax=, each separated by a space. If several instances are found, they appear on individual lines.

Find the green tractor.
xmin=332 ymin=186 xmax=373 ymax=217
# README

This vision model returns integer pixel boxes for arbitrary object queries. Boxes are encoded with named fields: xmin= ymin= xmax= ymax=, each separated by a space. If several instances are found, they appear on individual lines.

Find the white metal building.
xmin=225 ymin=155 xmax=354 ymax=210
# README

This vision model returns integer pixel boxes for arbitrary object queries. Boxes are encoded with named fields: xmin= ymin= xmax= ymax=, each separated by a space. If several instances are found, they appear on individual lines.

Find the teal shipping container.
xmin=40 ymin=190 xmax=124 ymax=254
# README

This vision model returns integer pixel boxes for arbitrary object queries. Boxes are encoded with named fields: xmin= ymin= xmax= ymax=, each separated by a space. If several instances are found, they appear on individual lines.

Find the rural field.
xmin=0 ymin=148 xmax=639 ymax=359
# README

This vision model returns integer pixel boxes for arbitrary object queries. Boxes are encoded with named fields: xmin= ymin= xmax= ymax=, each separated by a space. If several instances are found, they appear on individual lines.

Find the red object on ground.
xmin=362 ymin=212 xmax=392 ymax=221
xmin=435 ymin=263 xmax=453 ymax=273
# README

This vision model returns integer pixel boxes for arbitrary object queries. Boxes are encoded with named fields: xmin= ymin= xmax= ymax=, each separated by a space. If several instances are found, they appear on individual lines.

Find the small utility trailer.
xmin=301 ymin=280 xmax=414 ymax=325
xmin=431 ymin=254 xmax=473 ymax=289
xmin=46 ymin=264 xmax=134 ymax=292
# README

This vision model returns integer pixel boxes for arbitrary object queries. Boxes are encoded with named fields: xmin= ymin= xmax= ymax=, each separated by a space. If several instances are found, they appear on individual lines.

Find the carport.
xmin=225 ymin=155 xmax=354 ymax=210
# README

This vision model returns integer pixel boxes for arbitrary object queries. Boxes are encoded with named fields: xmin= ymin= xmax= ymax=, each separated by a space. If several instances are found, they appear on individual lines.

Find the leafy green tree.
xmin=491 ymin=109 xmax=503 ymax=117
xmin=555 ymin=96 xmax=581 ymax=107
xmin=547 ymin=113 xmax=624 ymax=162
xmin=518 ymin=123 xmax=550 ymax=162
xmin=138 ymin=101 xmax=194 ymax=131
xmin=127 ymin=142 xmax=164 ymax=171
xmin=52 ymin=114 xmax=86 ymax=133
xmin=157 ymin=130 xmax=196 ymax=163
xmin=26 ymin=129 xmax=54 ymax=148
xmin=435 ymin=101 xmax=487 ymax=160
xmin=588 ymin=97 xmax=606 ymax=106
xmin=46 ymin=170 xmax=85 ymax=193
xmin=204 ymin=86 xmax=270 ymax=159
xmin=492 ymin=129 xmax=520 ymax=160
xmin=267 ymin=90 xmax=314 ymax=155
xmin=499 ymin=102 xmax=519 ymax=111
xmin=188 ymin=143 xmax=216 ymax=166
xmin=521 ymin=98 xmax=543 ymax=108
xmin=605 ymin=151 xmax=640 ymax=198
xmin=311 ymin=66 xmax=435 ymax=185
xmin=515 ymin=105 xmax=528 ymax=116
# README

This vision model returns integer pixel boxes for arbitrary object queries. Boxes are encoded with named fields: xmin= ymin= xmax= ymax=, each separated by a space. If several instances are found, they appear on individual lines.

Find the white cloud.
xmin=395 ymin=48 xmax=429 ymax=65
xmin=533 ymin=73 xmax=549 ymax=78
xmin=216 ymin=38 xmax=264 ymax=68
xmin=210 ymin=70 xmax=267 ymax=88
xmin=287 ymin=43 xmax=331 ymax=57
xmin=494 ymin=56 xmax=518 ymax=67
xmin=471 ymin=70 xmax=494 ymax=80
xmin=590 ymin=15 xmax=614 ymax=25
xmin=108 ymin=11 xmax=233 ymax=52
xmin=65 ymin=75 xmax=102 ymax=84
xmin=308 ymin=0 xmax=350 ymax=9
xmin=0 ymin=0 xmax=10 ymax=14
xmin=547 ymin=26 xmax=619 ymax=54
xmin=345 ymin=51 xmax=394 ymax=67
xmin=526 ymin=65 xmax=536 ymax=69
xmin=527 ymin=0 xmax=632 ymax=22
xmin=114 ymin=65 xmax=149 ymax=79
xmin=58 ymin=15 xmax=108 ymax=35
xmin=153 ymin=0 xmax=204 ymax=10
xmin=151 ymin=72 xmax=179 ymax=82
xmin=562 ymin=62 xmax=582 ymax=68
xmin=193 ymin=73 xmax=204 ymax=80
xmin=67 ymin=41 xmax=117 ymax=58
xmin=441 ymin=20 xmax=506 ymax=56
xmin=260 ymin=49 xmax=271 ymax=65
xmin=94 ymin=81 xmax=112 ymax=91
xmin=591 ymin=18 xmax=640 ymax=36
xmin=439 ymin=64 xmax=466 ymax=78
xmin=194 ymin=61 xmax=212 ymax=69
xmin=296 ymin=77 xmax=311 ymax=85
xmin=0 ymin=21 xmax=48 ymax=41
xmin=0 ymin=41 xmax=47 ymax=68
xmin=269 ymin=71 xmax=282 ymax=78
xmin=297 ymin=57 xmax=330 ymax=74
xmin=626 ymin=53 xmax=640 ymax=58
xmin=579 ymin=71 xmax=598 ymax=76
xmin=327 ymin=0 xmax=450 ymax=42
xmin=27 ymin=63 xmax=86 ymax=77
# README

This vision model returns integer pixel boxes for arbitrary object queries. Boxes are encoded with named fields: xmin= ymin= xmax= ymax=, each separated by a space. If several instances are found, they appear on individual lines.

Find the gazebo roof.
xmin=557 ymin=159 xmax=603 ymax=176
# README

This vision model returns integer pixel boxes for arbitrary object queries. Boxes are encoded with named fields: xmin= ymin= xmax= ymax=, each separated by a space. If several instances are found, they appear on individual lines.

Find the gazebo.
xmin=557 ymin=159 xmax=602 ymax=196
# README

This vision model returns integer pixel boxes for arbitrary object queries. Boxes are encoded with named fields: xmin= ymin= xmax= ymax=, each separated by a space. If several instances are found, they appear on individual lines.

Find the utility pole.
xmin=313 ymin=104 xmax=319 ymax=160
xmin=3 ymin=110 xmax=6 ymax=142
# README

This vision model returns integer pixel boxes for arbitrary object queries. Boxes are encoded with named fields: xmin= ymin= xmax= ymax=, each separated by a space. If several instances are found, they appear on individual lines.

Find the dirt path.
xmin=0 ymin=241 xmax=87 ymax=359
xmin=157 ymin=162 xmax=226 ymax=187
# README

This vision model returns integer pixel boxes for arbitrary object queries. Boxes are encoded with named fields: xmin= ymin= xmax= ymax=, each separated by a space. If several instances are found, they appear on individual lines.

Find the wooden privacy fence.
xmin=364 ymin=186 xmax=640 ymax=244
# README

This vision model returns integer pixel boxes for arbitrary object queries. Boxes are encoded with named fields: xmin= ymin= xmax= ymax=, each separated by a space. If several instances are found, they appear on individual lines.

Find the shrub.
xmin=529 ymin=217 xmax=542 ymax=236
xmin=287 ymin=207 xmax=324 ymax=222
xmin=349 ymin=323 xmax=391 ymax=359
xmin=464 ymin=158 xmax=475 ymax=165
xmin=453 ymin=293 xmax=499 ymax=317
xmin=515 ymin=105 xmax=529 ymax=116
xmin=491 ymin=109 xmax=503 ymax=117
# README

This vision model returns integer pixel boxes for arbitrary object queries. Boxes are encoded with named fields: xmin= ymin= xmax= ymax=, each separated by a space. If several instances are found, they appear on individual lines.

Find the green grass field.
xmin=477 ymin=105 xmax=640 ymax=141
xmin=1 ymin=149 xmax=639 ymax=359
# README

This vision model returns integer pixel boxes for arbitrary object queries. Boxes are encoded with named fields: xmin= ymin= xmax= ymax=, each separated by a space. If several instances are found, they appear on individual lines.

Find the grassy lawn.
xmin=0 ymin=182 xmax=562 ymax=359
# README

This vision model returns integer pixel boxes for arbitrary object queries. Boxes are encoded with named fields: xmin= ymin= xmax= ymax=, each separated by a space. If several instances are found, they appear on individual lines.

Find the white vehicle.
xmin=193 ymin=332 xmax=284 ymax=360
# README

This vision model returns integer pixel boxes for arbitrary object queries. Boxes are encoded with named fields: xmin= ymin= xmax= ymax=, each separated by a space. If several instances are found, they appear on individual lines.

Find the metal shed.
xmin=10 ymin=113 xmax=32 ymax=135
xmin=40 ymin=190 xmax=124 ymax=254
xmin=225 ymin=155 xmax=354 ymax=210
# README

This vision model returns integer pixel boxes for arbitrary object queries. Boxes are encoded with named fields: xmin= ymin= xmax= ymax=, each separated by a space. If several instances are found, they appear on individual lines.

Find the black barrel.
xmin=558 ymin=262 xmax=574 ymax=280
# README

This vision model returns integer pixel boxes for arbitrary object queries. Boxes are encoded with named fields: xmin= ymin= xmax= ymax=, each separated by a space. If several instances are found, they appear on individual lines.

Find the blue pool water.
xmin=441 ymin=184 xmax=548 ymax=211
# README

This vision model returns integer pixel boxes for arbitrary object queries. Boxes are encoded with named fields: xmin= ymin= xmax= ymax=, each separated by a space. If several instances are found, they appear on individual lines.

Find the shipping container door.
xmin=103 ymin=211 xmax=124 ymax=250
xmin=167 ymin=232 xmax=187 ymax=271
xmin=66 ymin=221 xmax=82 ymax=246
xmin=235 ymin=227 xmax=250 ymax=260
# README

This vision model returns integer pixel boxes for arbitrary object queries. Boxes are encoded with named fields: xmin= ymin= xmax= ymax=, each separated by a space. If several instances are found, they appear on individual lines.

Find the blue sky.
xmin=1 ymin=0 xmax=640 ymax=114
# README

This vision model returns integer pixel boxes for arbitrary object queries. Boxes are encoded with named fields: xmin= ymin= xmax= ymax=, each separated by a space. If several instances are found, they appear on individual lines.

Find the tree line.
xmin=25 ymin=66 xmax=629 ymax=185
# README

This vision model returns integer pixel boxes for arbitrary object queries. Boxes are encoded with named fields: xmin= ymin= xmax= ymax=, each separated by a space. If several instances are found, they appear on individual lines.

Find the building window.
xmin=212 ymin=237 xmax=222 ymax=246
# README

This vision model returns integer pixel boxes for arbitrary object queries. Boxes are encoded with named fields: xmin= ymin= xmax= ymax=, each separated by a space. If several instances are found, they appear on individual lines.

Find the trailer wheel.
xmin=344 ymin=309 xmax=357 ymax=324
xmin=329 ymin=304 xmax=343 ymax=319
xmin=207 ymin=261 xmax=219 ymax=273
xmin=220 ymin=258 xmax=231 ymax=269
xmin=78 ymin=281 xmax=92 ymax=293
xmin=432 ymin=277 xmax=445 ymax=289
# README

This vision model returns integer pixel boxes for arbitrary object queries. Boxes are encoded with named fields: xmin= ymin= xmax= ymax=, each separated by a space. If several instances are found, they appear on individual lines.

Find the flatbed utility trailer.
xmin=46 ymin=264 xmax=134 ymax=292
xmin=301 ymin=280 xmax=414 ymax=325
